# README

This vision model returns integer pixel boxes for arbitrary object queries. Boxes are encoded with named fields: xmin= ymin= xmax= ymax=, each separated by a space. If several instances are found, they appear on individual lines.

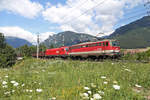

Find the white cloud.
xmin=0 ymin=26 xmax=54 ymax=43
xmin=0 ymin=0 xmax=43 ymax=18
xmin=39 ymin=32 xmax=55 ymax=42
xmin=42 ymin=0 xmax=142 ymax=36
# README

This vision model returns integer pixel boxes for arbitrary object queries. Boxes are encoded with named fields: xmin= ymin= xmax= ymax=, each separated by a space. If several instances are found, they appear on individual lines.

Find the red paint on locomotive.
xmin=45 ymin=39 xmax=120 ymax=57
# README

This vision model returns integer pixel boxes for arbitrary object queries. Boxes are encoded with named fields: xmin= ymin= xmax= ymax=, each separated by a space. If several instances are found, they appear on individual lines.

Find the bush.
xmin=0 ymin=33 xmax=16 ymax=68
xmin=121 ymin=49 xmax=150 ymax=61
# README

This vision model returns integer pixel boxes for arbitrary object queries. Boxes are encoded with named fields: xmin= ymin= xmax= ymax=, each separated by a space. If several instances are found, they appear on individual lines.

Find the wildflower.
xmin=91 ymin=83 xmax=96 ymax=88
xmin=101 ymin=76 xmax=106 ymax=79
xmin=98 ymin=91 xmax=104 ymax=95
xmin=135 ymin=84 xmax=142 ymax=88
xmin=36 ymin=89 xmax=42 ymax=92
xmin=2 ymin=81 xmax=7 ymax=85
xmin=113 ymin=81 xmax=118 ymax=84
xmin=21 ymin=84 xmax=25 ymax=87
xmin=93 ymin=93 xmax=102 ymax=99
xmin=5 ymin=75 xmax=8 ymax=78
xmin=124 ymin=68 xmax=131 ymax=72
xmin=13 ymin=82 xmax=19 ymax=86
xmin=83 ymin=96 xmax=89 ymax=99
xmin=90 ymin=98 xmax=94 ymax=100
xmin=26 ymin=89 xmax=29 ymax=92
xmin=34 ymin=81 xmax=37 ymax=83
xmin=103 ymin=81 xmax=108 ymax=84
xmin=12 ymin=90 xmax=15 ymax=93
xmin=112 ymin=63 xmax=114 ymax=65
xmin=88 ymin=91 xmax=92 ymax=94
xmin=10 ymin=81 xmax=16 ymax=84
xmin=29 ymin=90 xmax=33 ymax=92
xmin=83 ymin=93 xmax=89 ymax=97
xmin=2 ymin=85 xmax=8 ymax=88
xmin=51 ymin=97 xmax=56 ymax=100
xmin=123 ymin=65 xmax=126 ymax=67
xmin=84 ymin=87 xmax=90 ymax=90
xmin=113 ymin=85 xmax=120 ymax=90
xmin=4 ymin=91 xmax=10 ymax=95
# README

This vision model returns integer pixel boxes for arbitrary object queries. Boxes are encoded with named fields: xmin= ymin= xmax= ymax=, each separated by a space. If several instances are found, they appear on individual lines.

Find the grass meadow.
xmin=0 ymin=58 xmax=150 ymax=100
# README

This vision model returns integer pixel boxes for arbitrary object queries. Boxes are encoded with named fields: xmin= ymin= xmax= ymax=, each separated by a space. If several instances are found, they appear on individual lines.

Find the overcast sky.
xmin=0 ymin=0 xmax=147 ymax=43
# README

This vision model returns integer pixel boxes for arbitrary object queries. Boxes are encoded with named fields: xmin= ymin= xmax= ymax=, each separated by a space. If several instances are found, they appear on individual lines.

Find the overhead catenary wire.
xmin=61 ymin=0 xmax=89 ymax=21
xmin=62 ymin=0 xmax=107 ymax=25
xmin=56 ymin=0 xmax=149 ymax=39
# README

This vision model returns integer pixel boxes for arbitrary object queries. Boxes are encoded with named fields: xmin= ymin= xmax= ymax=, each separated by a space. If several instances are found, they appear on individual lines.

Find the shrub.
xmin=0 ymin=33 xmax=16 ymax=68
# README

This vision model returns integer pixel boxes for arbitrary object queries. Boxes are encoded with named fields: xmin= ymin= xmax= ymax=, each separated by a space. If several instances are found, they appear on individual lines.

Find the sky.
xmin=0 ymin=0 xmax=147 ymax=43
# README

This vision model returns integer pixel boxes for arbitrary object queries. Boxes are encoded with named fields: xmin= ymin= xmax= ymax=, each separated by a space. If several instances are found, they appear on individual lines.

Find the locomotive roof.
xmin=71 ymin=39 xmax=115 ymax=47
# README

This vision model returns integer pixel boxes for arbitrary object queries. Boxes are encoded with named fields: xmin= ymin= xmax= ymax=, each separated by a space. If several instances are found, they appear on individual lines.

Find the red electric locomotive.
xmin=45 ymin=39 xmax=120 ymax=58
xmin=45 ymin=46 xmax=69 ymax=58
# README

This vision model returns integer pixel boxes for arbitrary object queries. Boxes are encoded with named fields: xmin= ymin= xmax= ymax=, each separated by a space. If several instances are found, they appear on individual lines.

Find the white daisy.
xmin=113 ymin=85 xmax=120 ymax=90
xmin=135 ymin=84 xmax=142 ymax=88
xmin=88 ymin=91 xmax=92 ymax=94
xmin=51 ymin=97 xmax=56 ymax=100
xmin=93 ymin=93 xmax=102 ymax=99
xmin=98 ymin=91 xmax=104 ymax=95
xmin=2 ymin=85 xmax=8 ymax=88
xmin=2 ymin=81 xmax=7 ymax=85
xmin=90 ymin=98 xmax=94 ymax=100
xmin=10 ymin=81 xmax=16 ymax=84
xmin=101 ymin=76 xmax=106 ymax=79
xmin=13 ymin=82 xmax=19 ymax=86
xmin=84 ymin=87 xmax=90 ymax=90
xmin=103 ymin=81 xmax=108 ymax=84
xmin=36 ymin=89 xmax=42 ymax=92
xmin=83 ymin=93 xmax=89 ymax=97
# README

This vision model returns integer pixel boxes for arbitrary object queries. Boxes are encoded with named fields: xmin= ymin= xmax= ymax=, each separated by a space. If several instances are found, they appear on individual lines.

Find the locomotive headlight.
xmin=114 ymin=50 xmax=120 ymax=52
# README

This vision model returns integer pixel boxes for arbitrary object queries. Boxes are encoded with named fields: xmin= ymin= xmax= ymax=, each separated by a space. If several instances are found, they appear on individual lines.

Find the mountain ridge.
xmin=6 ymin=36 xmax=32 ymax=48
xmin=109 ymin=16 xmax=150 ymax=49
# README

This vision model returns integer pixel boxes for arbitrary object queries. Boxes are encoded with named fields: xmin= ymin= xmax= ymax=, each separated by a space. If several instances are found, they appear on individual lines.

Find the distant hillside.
xmin=110 ymin=16 xmax=150 ymax=49
xmin=6 ymin=37 xmax=32 ymax=48
xmin=43 ymin=31 xmax=98 ymax=47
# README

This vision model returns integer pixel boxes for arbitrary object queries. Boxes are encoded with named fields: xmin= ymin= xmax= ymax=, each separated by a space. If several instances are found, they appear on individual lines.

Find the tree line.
xmin=0 ymin=33 xmax=52 ymax=68
xmin=0 ymin=33 xmax=16 ymax=68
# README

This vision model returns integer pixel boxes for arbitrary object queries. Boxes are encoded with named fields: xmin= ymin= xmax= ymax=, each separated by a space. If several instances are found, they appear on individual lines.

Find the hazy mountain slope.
xmin=110 ymin=16 xmax=150 ymax=49
xmin=6 ymin=36 xmax=32 ymax=48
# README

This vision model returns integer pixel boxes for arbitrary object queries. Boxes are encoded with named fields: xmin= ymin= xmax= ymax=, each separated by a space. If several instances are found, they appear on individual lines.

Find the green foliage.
xmin=18 ymin=44 xmax=31 ymax=57
xmin=39 ymin=44 xmax=46 ymax=52
xmin=122 ymin=49 xmax=150 ymax=61
xmin=16 ymin=44 xmax=47 ymax=57
xmin=0 ymin=33 xmax=6 ymax=48
xmin=49 ymin=44 xmax=55 ymax=49
xmin=0 ymin=33 xmax=16 ymax=68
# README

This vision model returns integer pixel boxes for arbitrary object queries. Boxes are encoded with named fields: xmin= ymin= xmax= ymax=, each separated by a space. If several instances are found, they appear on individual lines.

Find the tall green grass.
xmin=0 ymin=58 xmax=150 ymax=100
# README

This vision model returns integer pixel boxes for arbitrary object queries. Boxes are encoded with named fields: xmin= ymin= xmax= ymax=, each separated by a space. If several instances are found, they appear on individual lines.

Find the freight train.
xmin=35 ymin=39 xmax=120 ymax=59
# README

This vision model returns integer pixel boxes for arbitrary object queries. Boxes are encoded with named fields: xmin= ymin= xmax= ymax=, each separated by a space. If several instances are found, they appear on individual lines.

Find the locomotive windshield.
xmin=112 ymin=41 xmax=119 ymax=46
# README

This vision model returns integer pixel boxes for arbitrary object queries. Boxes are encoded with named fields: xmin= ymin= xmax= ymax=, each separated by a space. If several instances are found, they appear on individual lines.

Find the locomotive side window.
xmin=103 ymin=42 xmax=105 ymax=46
xmin=99 ymin=43 xmax=101 ymax=46
xmin=106 ymin=42 xmax=109 ymax=46
xmin=112 ymin=41 xmax=119 ymax=46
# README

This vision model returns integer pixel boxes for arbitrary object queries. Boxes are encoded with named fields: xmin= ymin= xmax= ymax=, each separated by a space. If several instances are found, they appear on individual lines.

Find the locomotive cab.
xmin=110 ymin=40 xmax=120 ymax=55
